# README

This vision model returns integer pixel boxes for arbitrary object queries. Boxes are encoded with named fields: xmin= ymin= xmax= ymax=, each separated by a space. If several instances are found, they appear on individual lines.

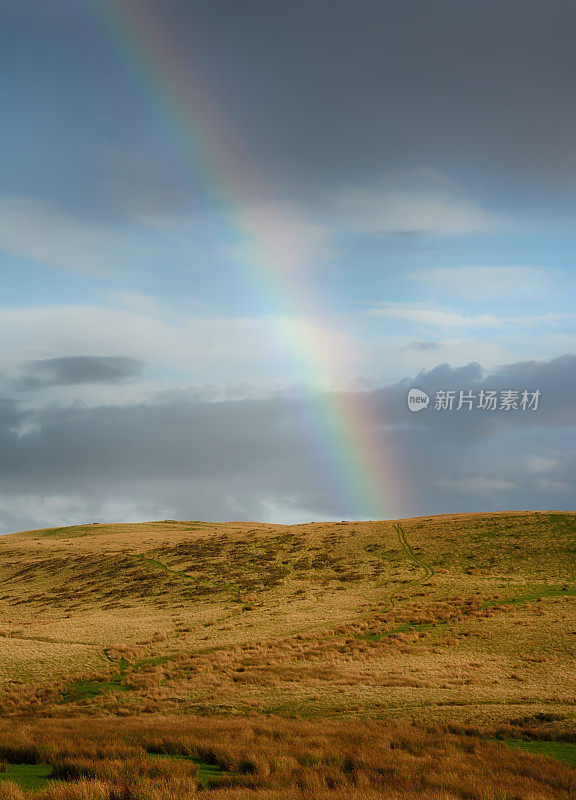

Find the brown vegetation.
xmin=0 ymin=511 xmax=574 ymax=726
xmin=0 ymin=715 xmax=575 ymax=800
xmin=0 ymin=512 xmax=575 ymax=797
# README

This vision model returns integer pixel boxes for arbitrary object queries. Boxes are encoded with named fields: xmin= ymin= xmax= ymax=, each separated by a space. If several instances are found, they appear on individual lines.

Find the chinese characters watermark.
xmin=407 ymin=388 xmax=540 ymax=412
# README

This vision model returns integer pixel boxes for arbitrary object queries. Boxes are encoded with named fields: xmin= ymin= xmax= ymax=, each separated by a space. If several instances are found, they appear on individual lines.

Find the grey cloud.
xmin=382 ymin=354 xmax=576 ymax=514
xmin=403 ymin=341 xmax=441 ymax=351
xmin=0 ymin=398 xmax=25 ymax=429
xmin=0 ymin=393 xmax=335 ymax=531
xmin=3 ymin=0 xmax=576 ymax=220
xmin=398 ymin=354 xmax=576 ymax=432
xmin=16 ymin=357 xmax=142 ymax=389
xmin=0 ymin=354 xmax=574 ymax=533
xmin=178 ymin=0 xmax=576 ymax=197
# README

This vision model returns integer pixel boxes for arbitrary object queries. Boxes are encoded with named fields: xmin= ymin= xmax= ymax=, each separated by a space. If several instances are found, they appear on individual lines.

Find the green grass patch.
xmin=357 ymin=621 xmax=437 ymax=642
xmin=502 ymin=740 xmax=576 ymax=769
xmin=63 ymin=677 xmax=131 ymax=702
xmin=482 ymin=586 xmax=576 ymax=609
xmin=39 ymin=525 xmax=106 ymax=539
xmin=149 ymin=753 xmax=224 ymax=786
xmin=0 ymin=764 xmax=55 ymax=790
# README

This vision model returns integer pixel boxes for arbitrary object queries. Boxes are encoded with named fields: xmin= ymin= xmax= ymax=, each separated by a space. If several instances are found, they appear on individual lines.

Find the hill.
xmin=0 ymin=510 xmax=574 ymax=728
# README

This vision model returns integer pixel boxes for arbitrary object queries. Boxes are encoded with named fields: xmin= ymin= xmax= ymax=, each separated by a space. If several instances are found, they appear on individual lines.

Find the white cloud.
xmin=0 ymin=493 xmax=173 ymax=531
xmin=256 ymin=496 xmax=338 ymax=525
xmin=370 ymin=303 xmax=499 ymax=327
xmin=331 ymin=171 xmax=515 ymax=236
xmin=0 ymin=299 xmax=573 ymax=407
xmin=0 ymin=303 xmax=364 ymax=402
xmin=368 ymin=302 xmax=569 ymax=329
xmin=0 ymin=194 xmax=233 ymax=280
xmin=412 ymin=266 xmax=551 ymax=299
xmin=0 ymin=193 xmax=331 ymax=286
xmin=0 ymin=195 xmax=149 ymax=276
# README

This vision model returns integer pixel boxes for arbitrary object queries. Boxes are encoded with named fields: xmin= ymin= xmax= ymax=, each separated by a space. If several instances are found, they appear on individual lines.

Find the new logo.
xmin=407 ymin=388 xmax=430 ymax=412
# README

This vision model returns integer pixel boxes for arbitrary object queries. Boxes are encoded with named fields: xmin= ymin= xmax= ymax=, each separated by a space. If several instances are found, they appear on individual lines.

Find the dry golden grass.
xmin=0 ymin=715 xmax=575 ymax=799
xmin=0 ymin=511 xmax=574 ymax=728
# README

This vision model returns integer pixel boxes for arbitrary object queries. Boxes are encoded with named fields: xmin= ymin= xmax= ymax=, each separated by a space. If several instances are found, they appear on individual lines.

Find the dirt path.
xmin=369 ymin=522 xmax=434 ymax=615
xmin=394 ymin=522 xmax=434 ymax=580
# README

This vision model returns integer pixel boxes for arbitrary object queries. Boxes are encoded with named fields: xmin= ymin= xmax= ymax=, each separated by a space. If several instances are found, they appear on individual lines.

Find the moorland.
xmin=0 ymin=510 xmax=574 ymax=798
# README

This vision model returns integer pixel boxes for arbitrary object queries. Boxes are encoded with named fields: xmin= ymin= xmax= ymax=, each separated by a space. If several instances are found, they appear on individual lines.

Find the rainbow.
xmin=84 ymin=0 xmax=404 ymax=521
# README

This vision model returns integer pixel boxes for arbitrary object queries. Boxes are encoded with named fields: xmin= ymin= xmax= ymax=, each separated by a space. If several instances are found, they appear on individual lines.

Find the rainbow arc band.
xmin=83 ymin=0 xmax=404 ymax=519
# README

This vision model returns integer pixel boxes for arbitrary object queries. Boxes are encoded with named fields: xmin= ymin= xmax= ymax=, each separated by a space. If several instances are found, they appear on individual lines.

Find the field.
xmin=0 ymin=510 xmax=575 ymax=797
xmin=0 ymin=715 xmax=575 ymax=800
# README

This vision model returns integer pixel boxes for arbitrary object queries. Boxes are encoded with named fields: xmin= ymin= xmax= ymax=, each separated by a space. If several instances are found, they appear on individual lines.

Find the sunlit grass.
xmin=0 ymin=511 xmax=574 ymax=727
xmin=0 ymin=764 xmax=55 ymax=790
xmin=504 ymin=739 xmax=576 ymax=769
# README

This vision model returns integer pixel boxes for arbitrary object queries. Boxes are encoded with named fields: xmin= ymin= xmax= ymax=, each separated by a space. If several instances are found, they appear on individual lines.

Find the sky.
xmin=0 ymin=0 xmax=575 ymax=531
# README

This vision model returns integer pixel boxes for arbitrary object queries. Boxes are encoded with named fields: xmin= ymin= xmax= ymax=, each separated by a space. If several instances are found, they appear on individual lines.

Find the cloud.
xmin=402 ymin=341 xmax=441 ymax=351
xmin=330 ymin=172 xmax=515 ymax=237
xmin=0 ymin=353 xmax=573 ymax=533
xmin=0 ymin=301 xmax=573 ymax=414
xmin=0 ymin=189 xmax=332 ymax=286
xmin=111 ymin=1 xmax=576 ymax=201
xmin=0 ymin=304 xmax=367 ymax=399
xmin=535 ymin=478 xmax=571 ymax=492
xmin=16 ymin=357 xmax=142 ymax=389
xmin=0 ymin=194 xmax=224 ymax=279
xmin=369 ymin=302 xmax=569 ymax=329
xmin=0 ymin=195 xmax=138 ymax=276
xmin=4 ymin=1 xmax=576 ymax=237
xmin=412 ymin=266 xmax=551 ymax=299
xmin=370 ymin=303 xmax=498 ymax=327
xmin=526 ymin=456 xmax=559 ymax=474
xmin=434 ymin=477 xmax=517 ymax=494
xmin=0 ymin=494 xmax=174 ymax=533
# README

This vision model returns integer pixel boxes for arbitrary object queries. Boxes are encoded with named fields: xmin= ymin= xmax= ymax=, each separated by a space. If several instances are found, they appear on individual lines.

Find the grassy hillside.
xmin=0 ymin=511 xmax=575 ymax=728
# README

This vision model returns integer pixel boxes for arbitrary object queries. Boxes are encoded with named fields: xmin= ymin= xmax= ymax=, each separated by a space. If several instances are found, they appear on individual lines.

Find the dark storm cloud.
xmin=0 ymin=354 xmax=574 ymax=532
xmin=175 ymin=0 xmax=576 ymax=196
xmin=2 ymin=0 xmax=576 ymax=213
xmin=16 ymin=357 xmax=142 ymax=389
